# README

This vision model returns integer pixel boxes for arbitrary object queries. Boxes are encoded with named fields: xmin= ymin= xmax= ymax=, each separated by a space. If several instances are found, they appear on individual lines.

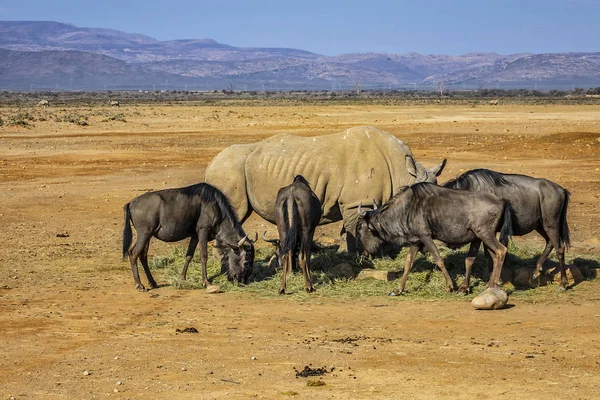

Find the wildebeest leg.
xmin=180 ymin=235 xmax=199 ymax=281
xmin=197 ymin=229 xmax=209 ymax=287
xmin=422 ymin=237 xmax=456 ymax=292
xmin=533 ymin=229 xmax=552 ymax=280
xmin=460 ymin=240 xmax=481 ymax=295
xmin=140 ymin=241 xmax=158 ymax=289
xmin=546 ymin=228 xmax=568 ymax=291
xmin=480 ymin=234 xmax=507 ymax=288
xmin=129 ymin=231 xmax=152 ymax=291
xmin=299 ymin=240 xmax=314 ymax=293
xmin=279 ymin=252 xmax=293 ymax=295
xmin=392 ymin=244 xmax=420 ymax=295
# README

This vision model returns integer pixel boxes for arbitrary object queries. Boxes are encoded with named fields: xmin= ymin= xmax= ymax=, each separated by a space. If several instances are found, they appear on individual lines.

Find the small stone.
xmin=251 ymin=356 xmax=257 ymax=360
xmin=356 ymin=269 xmax=400 ymax=281
xmin=83 ymin=370 xmax=91 ymax=376
xmin=114 ymin=388 xmax=119 ymax=393
xmin=471 ymin=287 xmax=508 ymax=310
xmin=205 ymin=285 xmax=221 ymax=294
xmin=116 ymin=381 xmax=122 ymax=385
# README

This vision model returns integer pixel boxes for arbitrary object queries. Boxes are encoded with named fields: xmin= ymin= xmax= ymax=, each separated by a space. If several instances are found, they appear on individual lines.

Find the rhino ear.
xmin=429 ymin=158 xmax=447 ymax=177
xmin=405 ymin=155 xmax=418 ymax=178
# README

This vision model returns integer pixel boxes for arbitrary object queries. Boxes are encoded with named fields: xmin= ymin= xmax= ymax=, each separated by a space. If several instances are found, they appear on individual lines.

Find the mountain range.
xmin=1 ymin=21 xmax=599 ymax=91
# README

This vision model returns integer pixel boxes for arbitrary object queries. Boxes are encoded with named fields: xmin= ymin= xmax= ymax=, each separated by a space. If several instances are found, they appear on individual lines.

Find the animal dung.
xmin=176 ymin=327 xmax=199 ymax=333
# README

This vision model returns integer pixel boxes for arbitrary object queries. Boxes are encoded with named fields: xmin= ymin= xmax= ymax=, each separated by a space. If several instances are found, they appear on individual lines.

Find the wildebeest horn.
xmin=262 ymin=231 xmax=279 ymax=244
xmin=251 ymin=232 xmax=258 ymax=243
xmin=238 ymin=235 xmax=248 ymax=247
xmin=358 ymin=203 xmax=368 ymax=218
xmin=372 ymin=200 xmax=378 ymax=210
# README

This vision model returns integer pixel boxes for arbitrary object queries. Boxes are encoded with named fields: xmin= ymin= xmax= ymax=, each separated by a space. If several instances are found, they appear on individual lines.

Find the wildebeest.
xmin=357 ymin=183 xmax=512 ymax=295
xmin=37 ymin=99 xmax=49 ymax=108
xmin=108 ymin=100 xmax=120 ymax=107
xmin=262 ymin=175 xmax=322 ymax=294
xmin=443 ymin=169 xmax=571 ymax=290
xmin=205 ymin=126 xmax=446 ymax=252
xmin=122 ymin=183 xmax=256 ymax=291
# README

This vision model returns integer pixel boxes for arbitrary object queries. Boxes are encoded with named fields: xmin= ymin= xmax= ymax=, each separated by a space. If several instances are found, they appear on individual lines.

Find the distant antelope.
xmin=108 ymin=100 xmax=120 ymax=107
xmin=489 ymin=99 xmax=499 ymax=106
xmin=37 ymin=99 xmax=49 ymax=108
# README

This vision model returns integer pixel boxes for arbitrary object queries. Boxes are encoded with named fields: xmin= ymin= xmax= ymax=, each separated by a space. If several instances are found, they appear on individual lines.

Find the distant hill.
xmin=1 ymin=21 xmax=599 ymax=91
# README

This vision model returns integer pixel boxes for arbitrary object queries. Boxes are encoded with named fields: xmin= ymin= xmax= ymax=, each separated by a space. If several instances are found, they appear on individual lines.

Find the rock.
xmin=327 ymin=263 xmax=356 ymax=279
xmin=471 ymin=287 xmax=508 ymax=310
xmin=356 ymin=269 xmax=400 ymax=281
xmin=549 ymin=265 xmax=585 ymax=285
xmin=82 ymin=370 xmax=91 ymax=376
xmin=205 ymin=285 xmax=221 ymax=294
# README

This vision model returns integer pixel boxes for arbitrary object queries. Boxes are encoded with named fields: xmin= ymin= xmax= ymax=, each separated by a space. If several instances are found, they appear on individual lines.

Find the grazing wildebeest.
xmin=357 ymin=183 xmax=512 ymax=295
xmin=443 ymin=169 xmax=571 ymax=290
xmin=262 ymin=176 xmax=322 ymax=294
xmin=204 ymin=126 xmax=446 ymax=253
xmin=122 ymin=183 xmax=256 ymax=291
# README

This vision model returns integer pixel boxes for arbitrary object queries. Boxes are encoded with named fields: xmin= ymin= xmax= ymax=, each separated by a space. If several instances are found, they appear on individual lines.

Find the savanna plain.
xmin=1 ymin=96 xmax=600 ymax=399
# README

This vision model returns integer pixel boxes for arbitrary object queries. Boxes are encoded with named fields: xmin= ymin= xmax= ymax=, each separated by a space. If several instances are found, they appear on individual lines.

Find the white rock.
xmin=471 ymin=287 xmax=508 ymax=310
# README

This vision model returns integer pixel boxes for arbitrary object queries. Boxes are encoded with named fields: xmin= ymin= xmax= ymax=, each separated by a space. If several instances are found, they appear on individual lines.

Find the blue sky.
xmin=2 ymin=0 xmax=599 ymax=56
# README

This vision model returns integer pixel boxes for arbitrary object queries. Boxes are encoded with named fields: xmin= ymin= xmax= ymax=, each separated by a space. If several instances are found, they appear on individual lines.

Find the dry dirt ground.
xmin=1 ymin=102 xmax=600 ymax=399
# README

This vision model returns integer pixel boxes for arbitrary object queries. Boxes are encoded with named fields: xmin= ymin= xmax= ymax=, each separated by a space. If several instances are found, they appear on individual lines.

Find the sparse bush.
xmin=102 ymin=113 xmax=127 ymax=123
xmin=55 ymin=113 xmax=89 ymax=126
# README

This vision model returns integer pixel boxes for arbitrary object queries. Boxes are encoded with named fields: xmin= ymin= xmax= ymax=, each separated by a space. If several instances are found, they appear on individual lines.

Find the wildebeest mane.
xmin=443 ymin=169 xmax=509 ymax=190
xmin=181 ymin=183 xmax=241 ymax=225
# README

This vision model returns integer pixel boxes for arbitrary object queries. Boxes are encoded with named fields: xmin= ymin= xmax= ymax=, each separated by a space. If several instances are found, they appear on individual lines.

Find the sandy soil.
xmin=1 ymin=103 xmax=599 ymax=399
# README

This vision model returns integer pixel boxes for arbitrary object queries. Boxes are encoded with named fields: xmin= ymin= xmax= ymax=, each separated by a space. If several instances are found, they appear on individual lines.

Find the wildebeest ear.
xmin=405 ymin=155 xmax=418 ymax=178
xmin=429 ymin=158 xmax=447 ymax=177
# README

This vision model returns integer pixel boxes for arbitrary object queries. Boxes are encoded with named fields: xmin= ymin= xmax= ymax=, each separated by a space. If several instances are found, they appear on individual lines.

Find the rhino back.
xmin=245 ymin=127 xmax=415 ymax=224
xmin=204 ymin=143 xmax=257 ymax=221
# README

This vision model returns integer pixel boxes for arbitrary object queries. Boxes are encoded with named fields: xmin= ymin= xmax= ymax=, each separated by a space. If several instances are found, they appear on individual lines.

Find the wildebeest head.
xmin=406 ymin=156 xmax=447 ymax=184
xmin=221 ymin=234 xmax=257 ymax=284
xmin=356 ymin=203 xmax=385 ymax=257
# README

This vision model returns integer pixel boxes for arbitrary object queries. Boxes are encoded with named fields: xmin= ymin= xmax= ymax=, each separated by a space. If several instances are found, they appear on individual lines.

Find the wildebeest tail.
xmin=499 ymin=201 xmax=514 ymax=246
xmin=559 ymin=190 xmax=571 ymax=249
xmin=122 ymin=202 xmax=133 ymax=260
xmin=280 ymin=197 xmax=299 ymax=256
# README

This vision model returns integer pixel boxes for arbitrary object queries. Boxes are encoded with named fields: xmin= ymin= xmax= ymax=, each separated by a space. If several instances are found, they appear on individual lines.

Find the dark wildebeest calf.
xmin=262 ymin=175 xmax=322 ymax=295
xmin=122 ymin=183 xmax=255 ymax=291
xmin=357 ymin=183 xmax=512 ymax=295
xmin=443 ymin=169 xmax=571 ymax=290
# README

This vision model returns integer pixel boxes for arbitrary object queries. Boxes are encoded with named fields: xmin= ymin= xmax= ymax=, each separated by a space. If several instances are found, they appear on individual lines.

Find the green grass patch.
xmin=148 ymin=241 xmax=599 ymax=301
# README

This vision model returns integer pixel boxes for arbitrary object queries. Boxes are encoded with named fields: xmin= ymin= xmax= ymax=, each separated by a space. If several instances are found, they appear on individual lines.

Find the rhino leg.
xmin=341 ymin=209 xmax=360 ymax=254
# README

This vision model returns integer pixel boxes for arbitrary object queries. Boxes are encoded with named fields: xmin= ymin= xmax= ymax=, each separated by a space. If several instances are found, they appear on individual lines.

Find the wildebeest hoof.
xmin=457 ymin=289 xmax=468 ymax=296
xmin=148 ymin=282 xmax=158 ymax=289
xmin=306 ymin=287 xmax=314 ymax=293
xmin=388 ymin=289 xmax=402 ymax=296
xmin=135 ymin=283 xmax=147 ymax=292
xmin=557 ymin=286 xmax=567 ymax=292
xmin=278 ymin=289 xmax=286 ymax=295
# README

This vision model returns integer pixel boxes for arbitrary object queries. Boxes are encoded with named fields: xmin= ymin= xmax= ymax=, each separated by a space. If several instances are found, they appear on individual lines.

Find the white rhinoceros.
xmin=204 ymin=126 xmax=446 ymax=252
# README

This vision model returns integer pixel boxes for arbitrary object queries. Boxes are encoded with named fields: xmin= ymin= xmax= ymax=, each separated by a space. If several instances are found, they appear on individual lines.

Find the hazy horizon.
xmin=1 ymin=0 xmax=599 ymax=56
